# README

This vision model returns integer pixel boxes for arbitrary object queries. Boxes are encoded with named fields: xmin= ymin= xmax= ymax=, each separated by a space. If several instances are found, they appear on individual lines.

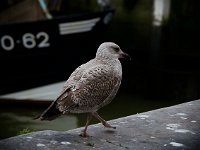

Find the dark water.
xmin=0 ymin=93 xmax=183 ymax=140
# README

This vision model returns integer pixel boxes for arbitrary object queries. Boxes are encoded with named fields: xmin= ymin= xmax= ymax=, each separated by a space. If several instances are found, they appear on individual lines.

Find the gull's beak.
xmin=120 ymin=52 xmax=131 ymax=61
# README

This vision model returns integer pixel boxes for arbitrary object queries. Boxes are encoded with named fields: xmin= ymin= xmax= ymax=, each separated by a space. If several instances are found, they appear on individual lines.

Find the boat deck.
xmin=0 ymin=81 xmax=65 ymax=102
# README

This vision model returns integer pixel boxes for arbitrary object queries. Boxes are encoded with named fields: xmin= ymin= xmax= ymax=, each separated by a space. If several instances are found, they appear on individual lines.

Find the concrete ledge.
xmin=0 ymin=100 xmax=200 ymax=150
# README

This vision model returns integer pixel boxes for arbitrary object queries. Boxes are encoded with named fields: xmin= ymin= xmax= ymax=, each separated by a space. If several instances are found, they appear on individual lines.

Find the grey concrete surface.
xmin=0 ymin=100 xmax=200 ymax=150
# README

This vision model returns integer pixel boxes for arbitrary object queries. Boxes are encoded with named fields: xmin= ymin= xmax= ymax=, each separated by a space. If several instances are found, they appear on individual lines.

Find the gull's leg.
xmin=79 ymin=113 xmax=93 ymax=137
xmin=92 ymin=112 xmax=116 ymax=129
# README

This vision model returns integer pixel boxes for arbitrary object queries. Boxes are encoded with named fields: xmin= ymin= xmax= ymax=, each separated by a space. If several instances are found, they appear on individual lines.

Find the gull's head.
xmin=96 ymin=42 xmax=130 ymax=60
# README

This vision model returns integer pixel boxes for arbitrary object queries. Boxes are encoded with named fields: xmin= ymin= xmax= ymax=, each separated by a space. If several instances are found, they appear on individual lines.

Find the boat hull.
xmin=0 ymin=9 xmax=114 ymax=94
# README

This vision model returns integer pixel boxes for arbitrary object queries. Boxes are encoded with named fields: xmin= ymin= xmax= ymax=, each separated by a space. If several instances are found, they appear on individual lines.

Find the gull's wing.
xmin=34 ymin=60 xmax=93 ymax=120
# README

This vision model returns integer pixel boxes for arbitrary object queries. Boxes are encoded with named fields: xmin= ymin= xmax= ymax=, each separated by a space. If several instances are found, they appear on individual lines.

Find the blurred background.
xmin=0 ymin=0 xmax=200 ymax=139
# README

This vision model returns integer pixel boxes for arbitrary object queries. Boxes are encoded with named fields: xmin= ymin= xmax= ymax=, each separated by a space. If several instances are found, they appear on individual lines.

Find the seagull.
xmin=35 ymin=42 xmax=130 ymax=137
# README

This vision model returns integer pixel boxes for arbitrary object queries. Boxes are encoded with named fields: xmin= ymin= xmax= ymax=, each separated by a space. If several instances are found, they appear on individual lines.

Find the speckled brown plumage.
xmin=35 ymin=42 xmax=130 ymax=137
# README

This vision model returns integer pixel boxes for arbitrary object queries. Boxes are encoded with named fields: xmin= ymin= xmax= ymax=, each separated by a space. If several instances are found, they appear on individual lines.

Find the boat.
xmin=0 ymin=0 xmax=115 ymax=95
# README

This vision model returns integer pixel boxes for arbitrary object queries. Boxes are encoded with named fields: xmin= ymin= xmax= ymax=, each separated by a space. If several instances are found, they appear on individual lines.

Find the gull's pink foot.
xmin=102 ymin=121 xmax=116 ymax=129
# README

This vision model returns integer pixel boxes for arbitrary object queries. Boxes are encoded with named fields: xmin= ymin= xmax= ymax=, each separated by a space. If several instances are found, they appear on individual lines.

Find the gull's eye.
xmin=113 ymin=47 xmax=120 ymax=52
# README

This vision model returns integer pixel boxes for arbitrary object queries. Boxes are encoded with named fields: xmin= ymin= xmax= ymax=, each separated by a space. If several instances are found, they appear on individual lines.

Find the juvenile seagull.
xmin=35 ymin=42 xmax=130 ymax=137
